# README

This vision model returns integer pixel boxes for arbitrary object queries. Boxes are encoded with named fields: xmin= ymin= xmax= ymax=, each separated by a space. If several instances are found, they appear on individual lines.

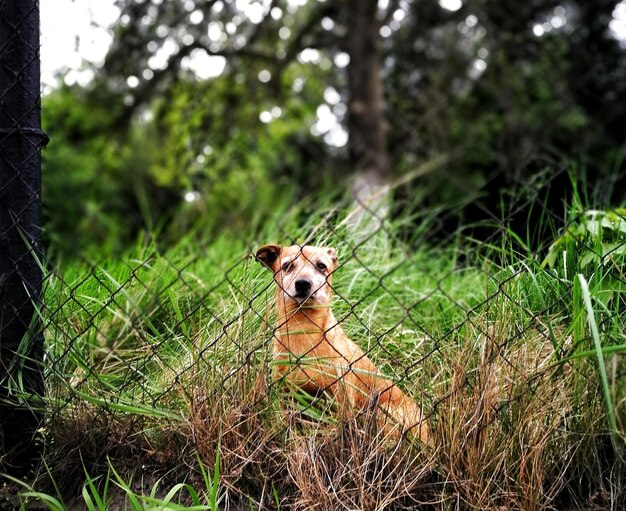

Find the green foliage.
xmin=147 ymin=67 xmax=329 ymax=239
xmin=541 ymin=205 xmax=626 ymax=451
xmin=543 ymin=208 xmax=626 ymax=274
xmin=0 ymin=473 xmax=65 ymax=511
xmin=576 ymin=274 xmax=622 ymax=453
xmin=543 ymin=208 xmax=626 ymax=317
xmin=386 ymin=0 xmax=626 ymax=217
xmin=6 ymin=456 xmax=223 ymax=510
xmin=42 ymin=85 xmax=171 ymax=258
xmin=42 ymin=0 xmax=626 ymax=261
xmin=42 ymin=55 xmax=336 ymax=260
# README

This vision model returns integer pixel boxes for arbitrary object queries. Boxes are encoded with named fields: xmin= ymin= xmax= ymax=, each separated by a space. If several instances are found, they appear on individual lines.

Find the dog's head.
xmin=256 ymin=244 xmax=338 ymax=307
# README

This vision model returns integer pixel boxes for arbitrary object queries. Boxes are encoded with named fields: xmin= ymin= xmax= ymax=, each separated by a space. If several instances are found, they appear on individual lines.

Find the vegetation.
xmin=2 ymin=187 xmax=625 ymax=509
xmin=2 ymin=0 xmax=626 ymax=509
xmin=41 ymin=1 xmax=626 ymax=257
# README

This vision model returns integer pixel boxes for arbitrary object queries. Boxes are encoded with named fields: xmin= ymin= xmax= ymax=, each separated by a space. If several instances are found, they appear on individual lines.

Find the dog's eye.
xmin=316 ymin=261 xmax=327 ymax=271
xmin=281 ymin=261 xmax=294 ymax=273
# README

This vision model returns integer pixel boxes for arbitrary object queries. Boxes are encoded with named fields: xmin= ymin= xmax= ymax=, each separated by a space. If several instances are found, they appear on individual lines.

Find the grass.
xmin=3 ymin=191 xmax=626 ymax=509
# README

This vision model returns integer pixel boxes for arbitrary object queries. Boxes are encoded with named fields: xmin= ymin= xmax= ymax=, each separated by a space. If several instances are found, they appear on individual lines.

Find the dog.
xmin=256 ymin=243 xmax=429 ymax=442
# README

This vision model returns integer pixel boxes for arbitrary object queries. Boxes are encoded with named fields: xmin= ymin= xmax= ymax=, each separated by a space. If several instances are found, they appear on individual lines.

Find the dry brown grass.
xmin=432 ymin=321 xmax=616 ymax=511
xmin=182 ymin=360 xmax=438 ymax=510
xmin=177 ymin=321 xmax=620 ymax=510
xmin=36 ymin=320 xmax=624 ymax=510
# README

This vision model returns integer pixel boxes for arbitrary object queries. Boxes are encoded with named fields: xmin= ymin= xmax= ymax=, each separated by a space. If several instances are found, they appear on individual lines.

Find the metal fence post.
xmin=0 ymin=0 xmax=46 ymax=473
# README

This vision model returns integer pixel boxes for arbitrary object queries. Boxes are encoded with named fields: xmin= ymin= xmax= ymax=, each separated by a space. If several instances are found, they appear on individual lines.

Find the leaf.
xmin=578 ymin=250 xmax=597 ymax=269
xmin=602 ymin=242 xmax=626 ymax=258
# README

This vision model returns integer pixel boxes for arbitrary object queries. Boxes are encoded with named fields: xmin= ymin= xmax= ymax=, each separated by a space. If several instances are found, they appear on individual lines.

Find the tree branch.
xmin=274 ymin=1 xmax=339 ymax=77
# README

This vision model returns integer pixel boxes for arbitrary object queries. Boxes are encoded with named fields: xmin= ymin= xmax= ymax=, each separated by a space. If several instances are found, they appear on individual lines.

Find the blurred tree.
xmin=99 ymin=0 xmax=338 ymax=128
xmin=42 ymin=84 xmax=177 ymax=257
xmin=97 ymin=0 xmax=625 ymax=194
xmin=345 ymin=1 xmax=388 ymax=170
xmin=384 ymin=0 xmax=626 ymax=242
xmin=42 ymin=0 xmax=626 ymax=256
xmin=97 ymin=0 xmax=402 ymax=185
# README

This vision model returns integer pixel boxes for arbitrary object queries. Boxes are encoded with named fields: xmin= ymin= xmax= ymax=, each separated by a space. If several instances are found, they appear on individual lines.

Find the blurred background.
xmin=40 ymin=0 xmax=626 ymax=258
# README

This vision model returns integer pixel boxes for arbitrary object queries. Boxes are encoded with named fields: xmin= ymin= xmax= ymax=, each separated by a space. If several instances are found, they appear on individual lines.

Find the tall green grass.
xmin=5 ymin=191 xmax=626 ymax=509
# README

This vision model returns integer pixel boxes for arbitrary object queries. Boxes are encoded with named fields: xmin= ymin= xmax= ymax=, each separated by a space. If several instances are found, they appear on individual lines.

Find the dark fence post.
xmin=0 ymin=0 xmax=46 ymax=473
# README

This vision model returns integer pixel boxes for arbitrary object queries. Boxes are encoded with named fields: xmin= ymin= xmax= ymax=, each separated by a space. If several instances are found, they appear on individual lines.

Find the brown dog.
xmin=256 ymin=243 xmax=429 ymax=442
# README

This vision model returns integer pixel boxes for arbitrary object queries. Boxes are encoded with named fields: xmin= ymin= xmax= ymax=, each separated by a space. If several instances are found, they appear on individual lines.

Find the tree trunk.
xmin=345 ymin=0 xmax=390 ymax=226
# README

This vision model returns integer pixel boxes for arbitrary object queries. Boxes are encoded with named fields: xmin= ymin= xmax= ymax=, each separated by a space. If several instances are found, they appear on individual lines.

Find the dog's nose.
xmin=294 ymin=279 xmax=312 ymax=297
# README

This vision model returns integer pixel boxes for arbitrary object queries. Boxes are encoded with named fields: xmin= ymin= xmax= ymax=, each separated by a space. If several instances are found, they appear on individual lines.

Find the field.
xmin=5 ymin=189 xmax=626 ymax=510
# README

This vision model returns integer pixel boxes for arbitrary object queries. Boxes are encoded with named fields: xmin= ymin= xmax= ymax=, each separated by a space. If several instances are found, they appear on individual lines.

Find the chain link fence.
xmin=36 ymin=165 xmax=626 ymax=506
xmin=2 ymin=1 xmax=626 ymax=508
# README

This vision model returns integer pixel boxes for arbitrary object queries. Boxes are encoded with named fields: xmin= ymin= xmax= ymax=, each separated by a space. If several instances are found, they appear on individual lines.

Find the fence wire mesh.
xmin=38 ymin=165 xmax=626 ymax=441
xmin=7 ymin=142 xmax=626 ymax=506
xmin=19 ymin=158 xmax=624 ymax=510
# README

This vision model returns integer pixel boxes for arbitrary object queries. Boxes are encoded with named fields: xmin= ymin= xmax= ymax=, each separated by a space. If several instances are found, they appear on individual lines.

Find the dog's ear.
xmin=326 ymin=247 xmax=338 ymax=267
xmin=256 ymin=244 xmax=282 ymax=271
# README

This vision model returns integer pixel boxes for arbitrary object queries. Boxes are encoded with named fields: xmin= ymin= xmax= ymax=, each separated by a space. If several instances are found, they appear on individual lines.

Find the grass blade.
xmin=577 ymin=274 xmax=620 ymax=452
xmin=209 ymin=442 xmax=221 ymax=510
xmin=0 ymin=474 xmax=65 ymax=511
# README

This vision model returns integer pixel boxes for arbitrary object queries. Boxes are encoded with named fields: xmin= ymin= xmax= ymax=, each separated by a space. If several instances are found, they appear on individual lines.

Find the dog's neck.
xmin=275 ymin=294 xmax=337 ymax=336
